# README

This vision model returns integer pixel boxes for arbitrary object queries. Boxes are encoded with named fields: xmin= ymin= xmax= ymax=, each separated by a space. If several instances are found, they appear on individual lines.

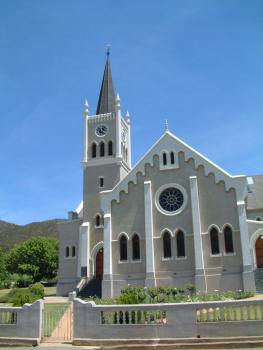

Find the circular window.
xmin=159 ymin=188 xmax=184 ymax=212
xmin=155 ymin=183 xmax=188 ymax=216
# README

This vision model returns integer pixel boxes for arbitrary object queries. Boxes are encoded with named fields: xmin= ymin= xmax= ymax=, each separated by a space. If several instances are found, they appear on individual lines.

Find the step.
xmin=78 ymin=278 xmax=102 ymax=298
xmin=0 ymin=337 xmax=39 ymax=347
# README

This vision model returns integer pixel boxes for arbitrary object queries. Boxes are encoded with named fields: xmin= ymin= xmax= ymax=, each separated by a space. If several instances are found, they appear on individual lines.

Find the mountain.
xmin=0 ymin=219 xmax=64 ymax=251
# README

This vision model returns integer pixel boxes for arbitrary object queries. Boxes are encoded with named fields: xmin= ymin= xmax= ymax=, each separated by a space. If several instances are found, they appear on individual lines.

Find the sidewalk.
xmin=44 ymin=296 xmax=69 ymax=303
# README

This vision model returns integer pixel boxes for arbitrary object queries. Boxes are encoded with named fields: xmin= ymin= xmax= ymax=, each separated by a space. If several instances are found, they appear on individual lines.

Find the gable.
xmin=101 ymin=131 xmax=247 ymax=211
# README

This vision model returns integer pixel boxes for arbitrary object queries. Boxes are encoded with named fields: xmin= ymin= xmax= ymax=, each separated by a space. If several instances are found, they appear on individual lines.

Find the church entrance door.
xmin=96 ymin=248 xmax=104 ymax=278
xmin=256 ymin=236 xmax=263 ymax=268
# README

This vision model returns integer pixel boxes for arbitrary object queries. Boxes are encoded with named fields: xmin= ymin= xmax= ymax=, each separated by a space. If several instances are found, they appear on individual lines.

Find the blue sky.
xmin=0 ymin=0 xmax=262 ymax=225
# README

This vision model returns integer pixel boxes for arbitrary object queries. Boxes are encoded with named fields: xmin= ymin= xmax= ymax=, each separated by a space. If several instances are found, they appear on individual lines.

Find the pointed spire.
xmin=96 ymin=48 xmax=116 ymax=115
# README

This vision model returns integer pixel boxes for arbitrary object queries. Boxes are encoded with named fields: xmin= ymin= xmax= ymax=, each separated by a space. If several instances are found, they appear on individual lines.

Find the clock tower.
xmin=82 ymin=50 xmax=131 ymax=236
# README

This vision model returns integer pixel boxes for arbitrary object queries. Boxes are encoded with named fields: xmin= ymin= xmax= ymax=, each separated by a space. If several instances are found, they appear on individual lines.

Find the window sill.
xmin=95 ymin=225 xmax=104 ymax=229
xmin=130 ymin=259 xmax=142 ymax=263
xmin=118 ymin=260 xmax=129 ymax=264
xmin=210 ymin=253 xmax=222 ymax=257
xmin=64 ymin=256 xmax=77 ymax=260
xmin=176 ymin=256 xmax=187 ymax=260
xmin=223 ymin=252 xmax=236 ymax=256
xmin=160 ymin=165 xmax=178 ymax=171
xmin=162 ymin=257 xmax=173 ymax=261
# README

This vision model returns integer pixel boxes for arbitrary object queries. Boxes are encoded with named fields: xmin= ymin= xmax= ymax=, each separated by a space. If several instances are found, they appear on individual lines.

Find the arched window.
xmin=95 ymin=214 xmax=101 ymax=227
xmin=170 ymin=152 xmax=175 ymax=165
xmin=72 ymin=246 xmax=76 ymax=257
xmin=108 ymin=141 xmax=113 ymax=156
xmin=256 ymin=217 xmax=262 ymax=221
xmin=176 ymin=230 xmax=185 ymax=257
xmin=100 ymin=142 xmax=105 ymax=157
xmin=132 ymin=234 xmax=140 ymax=260
xmin=163 ymin=153 xmax=167 ymax=166
xmin=120 ymin=235 xmax=128 ymax=261
xmin=65 ymin=246 xmax=70 ymax=258
xmin=210 ymin=227 xmax=220 ymax=255
xmin=91 ymin=143 xmax=97 ymax=158
xmin=163 ymin=231 xmax=172 ymax=258
xmin=125 ymin=148 xmax=128 ymax=162
xmin=224 ymin=226 xmax=234 ymax=253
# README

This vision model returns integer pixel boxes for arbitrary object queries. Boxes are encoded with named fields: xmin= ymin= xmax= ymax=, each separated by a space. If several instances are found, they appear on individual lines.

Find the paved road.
xmin=0 ymin=345 xmax=263 ymax=350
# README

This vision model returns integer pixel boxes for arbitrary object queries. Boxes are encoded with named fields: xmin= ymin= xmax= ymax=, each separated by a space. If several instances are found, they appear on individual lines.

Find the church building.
xmin=57 ymin=52 xmax=263 ymax=298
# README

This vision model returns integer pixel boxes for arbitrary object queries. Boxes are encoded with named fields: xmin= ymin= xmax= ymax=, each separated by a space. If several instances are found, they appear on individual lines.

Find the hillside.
xmin=0 ymin=219 xmax=64 ymax=251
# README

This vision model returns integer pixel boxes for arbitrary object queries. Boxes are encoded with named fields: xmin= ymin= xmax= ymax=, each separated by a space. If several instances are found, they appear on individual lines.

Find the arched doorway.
xmin=95 ymin=248 xmax=103 ymax=278
xmin=256 ymin=236 xmax=263 ymax=268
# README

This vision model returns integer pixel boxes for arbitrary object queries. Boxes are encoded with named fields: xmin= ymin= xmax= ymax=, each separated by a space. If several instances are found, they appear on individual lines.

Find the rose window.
xmin=159 ymin=187 xmax=184 ymax=212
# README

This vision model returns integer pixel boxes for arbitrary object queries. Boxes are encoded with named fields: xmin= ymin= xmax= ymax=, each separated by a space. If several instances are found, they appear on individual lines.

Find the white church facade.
xmin=57 ymin=53 xmax=263 ymax=298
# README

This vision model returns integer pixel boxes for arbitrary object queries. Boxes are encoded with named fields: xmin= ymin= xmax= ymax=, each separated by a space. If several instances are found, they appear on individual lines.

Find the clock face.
xmin=95 ymin=124 xmax=108 ymax=137
xmin=121 ymin=129 xmax=127 ymax=142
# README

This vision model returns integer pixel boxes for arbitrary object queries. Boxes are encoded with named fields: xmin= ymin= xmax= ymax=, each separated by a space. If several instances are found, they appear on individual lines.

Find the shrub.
xmin=29 ymin=283 xmax=44 ymax=298
xmin=185 ymin=284 xmax=196 ymax=295
xmin=119 ymin=286 xmax=147 ymax=304
xmin=84 ymin=285 xmax=255 ymax=305
xmin=117 ymin=293 xmax=139 ymax=304
xmin=12 ymin=290 xmax=37 ymax=306
xmin=0 ymin=286 xmax=44 ymax=306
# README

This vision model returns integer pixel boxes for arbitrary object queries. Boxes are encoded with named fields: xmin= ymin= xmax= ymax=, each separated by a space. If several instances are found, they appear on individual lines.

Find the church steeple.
xmin=96 ymin=49 xmax=116 ymax=115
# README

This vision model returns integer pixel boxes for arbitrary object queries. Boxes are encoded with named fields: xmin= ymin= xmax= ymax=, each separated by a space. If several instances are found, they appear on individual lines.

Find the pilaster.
xmin=189 ymin=176 xmax=206 ymax=293
xmin=237 ymin=201 xmax=256 ymax=292
xmin=144 ymin=181 xmax=156 ymax=287
xmin=77 ymin=222 xmax=90 ymax=278
xmin=83 ymin=101 xmax=89 ymax=163
xmin=115 ymin=95 xmax=122 ymax=159
xmin=125 ymin=111 xmax=132 ymax=168
xmin=102 ymin=213 xmax=113 ymax=297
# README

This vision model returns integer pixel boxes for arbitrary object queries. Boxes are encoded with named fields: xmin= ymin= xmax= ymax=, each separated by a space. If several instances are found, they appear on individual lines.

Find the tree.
xmin=6 ymin=237 xmax=58 ymax=282
xmin=0 ymin=247 xmax=8 ymax=281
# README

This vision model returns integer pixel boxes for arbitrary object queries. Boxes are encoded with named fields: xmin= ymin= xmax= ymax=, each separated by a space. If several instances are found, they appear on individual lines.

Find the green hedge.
xmin=85 ymin=285 xmax=254 ymax=305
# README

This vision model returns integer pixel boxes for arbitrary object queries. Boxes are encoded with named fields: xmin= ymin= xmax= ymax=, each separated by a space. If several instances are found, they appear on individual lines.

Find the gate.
xmin=42 ymin=303 xmax=73 ymax=343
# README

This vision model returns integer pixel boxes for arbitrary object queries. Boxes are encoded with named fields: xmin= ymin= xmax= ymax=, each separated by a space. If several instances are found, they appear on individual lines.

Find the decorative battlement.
xmin=101 ymin=131 xmax=247 ymax=208
xmin=88 ymin=113 xmax=115 ymax=123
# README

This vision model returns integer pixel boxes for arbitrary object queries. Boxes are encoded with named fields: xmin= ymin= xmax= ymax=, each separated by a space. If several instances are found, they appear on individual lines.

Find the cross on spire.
xmin=106 ymin=44 xmax=111 ymax=57
xmin=165 ymin=119 xmax=169 ymax=132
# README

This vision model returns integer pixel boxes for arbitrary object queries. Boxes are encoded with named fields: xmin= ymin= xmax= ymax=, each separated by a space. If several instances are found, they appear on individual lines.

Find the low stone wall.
xmin=0 ymin=300 xmax=43 ymax=343
xmin=73 ymin=298 xmax=263 ymax=345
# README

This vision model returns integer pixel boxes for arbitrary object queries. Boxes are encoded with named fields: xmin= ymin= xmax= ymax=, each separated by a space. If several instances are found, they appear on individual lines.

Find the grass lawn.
xmin=0 ymin=286 xmax=56 ymax=306
xmin=0 ymin=288 xmax=28 ymax=306
xmin=0 ymin=289 xmax=10 ymax=299
xmin=42 ymin=303 xmax=69 ymax=337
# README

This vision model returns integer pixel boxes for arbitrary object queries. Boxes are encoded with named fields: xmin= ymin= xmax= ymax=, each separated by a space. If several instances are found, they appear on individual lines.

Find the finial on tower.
xmin=116 ymin=93 xmax=121 ymax=109
xmin=125 ymin=110 xmax=130 ymax=124
xmin=83 ymin=99 xmax=89 ymax=116
xmin=165 ymin=119 xmax=169 ymax=132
